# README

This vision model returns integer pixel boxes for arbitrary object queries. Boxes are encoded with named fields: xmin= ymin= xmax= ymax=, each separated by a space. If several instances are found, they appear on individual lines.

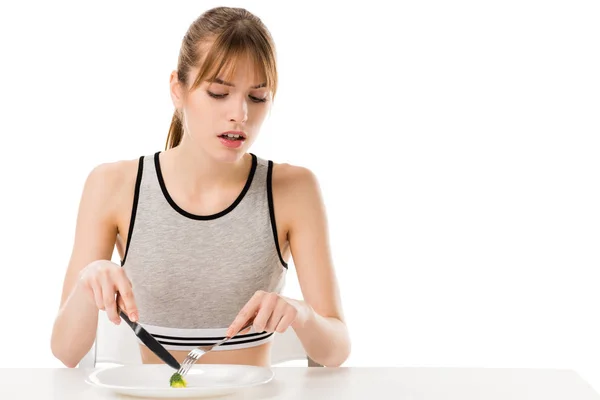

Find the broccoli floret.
xmin=169 ymin=372 xmax=187 ymax=388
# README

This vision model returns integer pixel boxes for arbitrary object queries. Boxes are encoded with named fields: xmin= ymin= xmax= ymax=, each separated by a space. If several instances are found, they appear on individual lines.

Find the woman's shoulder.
xmin=271 ymin=161 xmax=316 ymax=184
xmin=270 ymin=161 xmax=323 ymax=206
xmin=81 ymin=157 xmax=143 ymax=213
xmin=86 ymin=157 xmax=140 ymax=191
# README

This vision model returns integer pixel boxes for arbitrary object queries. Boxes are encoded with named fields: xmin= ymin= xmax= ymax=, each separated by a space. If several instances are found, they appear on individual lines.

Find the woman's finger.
xmin=275 ymin=306 xmax=297 ymax=333
xmin=114 ymin=271 xmax=138 ymax=322
xmin=89 ymin=279 xmax=105 ymax=311
xmin=226 ymin=291 xmax=265 ymax=337
xmin=252 ymin=293 xmax=279 ymax=332
xmin=100 ymin=273 xmax=120 ymax=324
xmin=265 ymin=299 xmax=287 ymax=333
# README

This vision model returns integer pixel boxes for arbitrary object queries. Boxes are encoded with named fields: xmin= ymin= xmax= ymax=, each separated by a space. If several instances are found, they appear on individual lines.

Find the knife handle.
xmin=118 ymin=308 xmax=137 ymax=330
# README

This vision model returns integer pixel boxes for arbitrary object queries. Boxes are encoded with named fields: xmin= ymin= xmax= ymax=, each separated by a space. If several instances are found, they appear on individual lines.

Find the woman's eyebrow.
xmin=211 ymin=78 xmax=266 ymax=89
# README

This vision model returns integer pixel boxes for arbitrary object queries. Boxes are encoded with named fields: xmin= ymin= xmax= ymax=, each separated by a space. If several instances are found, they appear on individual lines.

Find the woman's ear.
xmin=169 ymin=71 xmax=185 ymax=109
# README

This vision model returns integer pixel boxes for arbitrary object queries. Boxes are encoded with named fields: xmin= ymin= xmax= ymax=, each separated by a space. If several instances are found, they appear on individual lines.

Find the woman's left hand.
xmin=226 ymin=290 xmax=309 ymax=338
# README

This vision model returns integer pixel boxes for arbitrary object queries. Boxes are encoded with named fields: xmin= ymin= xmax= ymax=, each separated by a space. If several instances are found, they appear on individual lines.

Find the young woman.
xmin=50 ymin=6 xmax=350 ymax=368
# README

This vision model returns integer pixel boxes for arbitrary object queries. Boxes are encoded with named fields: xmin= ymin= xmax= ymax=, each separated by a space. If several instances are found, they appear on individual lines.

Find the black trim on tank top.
xmin=151 ymin=330 xmax=267 ymax=340
xmin=156 ymin=332 xmax=274 ymax=347
xmin=121 ymin=155 xmax=145 ymax=266
xmin=267 ymin=160 xmax=289 ymax=269
xmin=154 ymin=151 xmax=257 ymax=220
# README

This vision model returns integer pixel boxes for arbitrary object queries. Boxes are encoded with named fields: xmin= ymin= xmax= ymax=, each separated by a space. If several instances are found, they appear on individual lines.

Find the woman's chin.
xmin=210 ymin=145 xmax=248 ymax=164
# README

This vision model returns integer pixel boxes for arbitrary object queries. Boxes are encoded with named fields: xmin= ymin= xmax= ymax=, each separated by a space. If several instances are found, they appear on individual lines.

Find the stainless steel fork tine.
xmin=183 ymin=354 xmax=196 ymax=368
xmin=183 ymin=352 xmax=200 ymax=369
xmin=180 ymin=360 xmax=191 ymax=375
xmin=178 ymin=356 xmax=194 ymax=375
xmin=182 ymin=355 xmax=198 ymax=374
xmin=179 ymin=320 xmax=255 ymax=376
xmin=179 ymin=353 xmax=198 ymax=375
xmin=184 ymin=365 xmax=193 ymax=375
xmin=179 ymin=359 xmax=190 ymax=372
xmin=179 ymin=364 xmax=189 ymax=376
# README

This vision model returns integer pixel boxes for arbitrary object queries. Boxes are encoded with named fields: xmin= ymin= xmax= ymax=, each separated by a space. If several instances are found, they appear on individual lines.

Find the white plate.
xmin=85 ymin=364 xmax=274 ymax=398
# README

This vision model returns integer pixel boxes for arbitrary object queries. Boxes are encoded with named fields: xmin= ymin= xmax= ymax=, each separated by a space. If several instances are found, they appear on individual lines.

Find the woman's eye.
xmin=207 ymin=91 xmax=228 ymax=99
xmin=207 ymin=91 xmax=266 ymax=103
xmin=249 ymin=95 xmax=267 ymax=103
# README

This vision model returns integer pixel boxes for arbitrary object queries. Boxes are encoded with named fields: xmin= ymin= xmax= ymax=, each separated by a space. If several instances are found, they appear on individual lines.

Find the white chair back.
xmin=79 ymin=312 xmax=315 ymax=367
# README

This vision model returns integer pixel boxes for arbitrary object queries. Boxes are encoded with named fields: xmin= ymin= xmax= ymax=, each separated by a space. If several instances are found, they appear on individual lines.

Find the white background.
xmin=1 ymin=0 xmax=599 ymax=393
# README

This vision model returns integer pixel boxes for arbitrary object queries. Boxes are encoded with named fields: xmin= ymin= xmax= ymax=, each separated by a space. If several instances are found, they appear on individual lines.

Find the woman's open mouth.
xmin=218 ymin=131 xmax=246 ymax=148
xmin=219 ymin=133 xmax=245 ymax=141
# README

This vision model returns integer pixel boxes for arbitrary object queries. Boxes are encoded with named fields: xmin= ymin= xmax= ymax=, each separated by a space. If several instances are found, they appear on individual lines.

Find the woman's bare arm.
xmin=274 ymin=164 xmax=351 ymax=367
xmin=50 ymin=161 xmax=130 ymax=368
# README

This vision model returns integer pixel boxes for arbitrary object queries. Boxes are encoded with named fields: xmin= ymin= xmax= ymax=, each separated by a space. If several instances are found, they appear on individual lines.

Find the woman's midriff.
xmin=139 ymin=341 xmax=272 ymax=367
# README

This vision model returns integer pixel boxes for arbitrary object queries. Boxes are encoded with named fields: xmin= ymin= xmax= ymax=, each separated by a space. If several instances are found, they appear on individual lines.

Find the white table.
xmin=0 ymin=367 xmax=598 ymax=399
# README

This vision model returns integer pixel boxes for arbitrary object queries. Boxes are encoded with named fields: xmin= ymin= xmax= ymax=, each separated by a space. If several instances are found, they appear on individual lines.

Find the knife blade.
xmin=119 ymin=310 xmax=181 ymax=370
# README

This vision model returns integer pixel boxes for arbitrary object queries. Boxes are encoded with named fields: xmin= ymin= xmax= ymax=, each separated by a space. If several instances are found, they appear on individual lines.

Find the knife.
xmin=119 ymin=309 xmax=181 ymax=370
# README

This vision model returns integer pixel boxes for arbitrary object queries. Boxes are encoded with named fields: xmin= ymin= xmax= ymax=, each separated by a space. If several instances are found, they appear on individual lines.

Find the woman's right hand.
xmin=78 ymin=260 xmax=139 ymax=325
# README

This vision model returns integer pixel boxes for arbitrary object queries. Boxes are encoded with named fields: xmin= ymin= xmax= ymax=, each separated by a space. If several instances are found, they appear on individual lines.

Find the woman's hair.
xmin=165 ymin=7 xmax=278 ymax=150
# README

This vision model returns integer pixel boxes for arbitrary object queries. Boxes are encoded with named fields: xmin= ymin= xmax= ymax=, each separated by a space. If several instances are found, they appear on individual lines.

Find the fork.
xmin=177 ymin=320 xmax=255 ymax=376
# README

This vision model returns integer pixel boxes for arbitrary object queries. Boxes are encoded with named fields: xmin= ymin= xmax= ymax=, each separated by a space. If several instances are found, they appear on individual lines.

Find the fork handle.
xmin=217 ymin=320 xmax=254 ymax=346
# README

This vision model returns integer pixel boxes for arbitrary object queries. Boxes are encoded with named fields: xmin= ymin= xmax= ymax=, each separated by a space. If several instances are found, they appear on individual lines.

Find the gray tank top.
xmin=121 ymin=152 xmax=288 ymax=351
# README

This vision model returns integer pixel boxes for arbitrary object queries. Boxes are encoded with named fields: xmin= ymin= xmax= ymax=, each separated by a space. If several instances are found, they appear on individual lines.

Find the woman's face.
xmin=171 ymin=56 xmax=271 ymax=163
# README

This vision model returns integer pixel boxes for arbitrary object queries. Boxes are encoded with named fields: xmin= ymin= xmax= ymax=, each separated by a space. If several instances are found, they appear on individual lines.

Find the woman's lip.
xmin=219 ymin=136 xmax=244 ymax=148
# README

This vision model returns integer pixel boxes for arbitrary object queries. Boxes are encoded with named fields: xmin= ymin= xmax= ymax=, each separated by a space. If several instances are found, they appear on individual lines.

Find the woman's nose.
xmin=228 ymin=97 xmax=248 ymax=123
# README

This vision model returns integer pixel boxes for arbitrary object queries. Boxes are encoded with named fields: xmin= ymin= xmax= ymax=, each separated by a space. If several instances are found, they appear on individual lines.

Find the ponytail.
xmin=165 ymin=111 xmax=183 ymax=150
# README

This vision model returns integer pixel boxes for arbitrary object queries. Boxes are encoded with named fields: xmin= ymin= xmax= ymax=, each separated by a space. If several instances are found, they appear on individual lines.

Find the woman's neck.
xmin=163 ymin=142 xmax=251 ymax=196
